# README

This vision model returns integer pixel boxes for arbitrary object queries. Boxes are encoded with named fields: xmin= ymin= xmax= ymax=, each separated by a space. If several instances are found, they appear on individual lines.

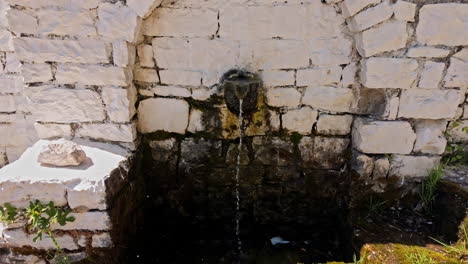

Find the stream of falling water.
xmin=235 ymin=98 xmax=244 ymax=256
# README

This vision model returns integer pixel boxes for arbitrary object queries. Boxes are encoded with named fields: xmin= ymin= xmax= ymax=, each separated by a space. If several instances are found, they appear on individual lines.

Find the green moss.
xmin=289 ymin=132 xmax=303 ymax=145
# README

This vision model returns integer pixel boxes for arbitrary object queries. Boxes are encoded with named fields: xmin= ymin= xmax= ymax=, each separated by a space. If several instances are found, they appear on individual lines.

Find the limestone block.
xmin=407 ymin=47 xmax=450 ymax=58
xmin=268 ymin=110 xmax=281 ymax=131
xmin=37 ymin=139 xmax=87 ymax=167
xmin=454 ymin=48 xmax=468 ymax=61
xmin=0 ymin=95 xmax=15 ymax=112
xmin=282 ymin=107 xmax=318 ymax=135
xmin=418 ymin=61 xmax=445 ymax=89
xmin=137 ymin=44 xmax=154 ymax=68
xmin=34 ymin=123 xmax=72 ymax=139
xmin=13 ymin=38 xmax=108 ymax=64
xmin=392 ymin=0 xmax=416 ymax=22
xmin=352 ymin=119 xmax=416 ymax=154
xmin=355 ymin=20 xmax=408 ymax=57
xmin=134 ymin=68 xmax=159 ymax=83
xmin=67 ymin=180 xmax=107 ymax=211
xmin=97 ymin=3 xmax=141 ymax=42
xmin=296 ymin=66 xmax=342 ymax=87
xmin=37 ymin=9 xmax=95 ymax=36
xmin=361 ymin=58 xmax=418 ymax=89
xmin=445 ymin=58 xmax=468 ymax=88
xmin=1 ymin=229 xmax=78 ymax=250
xmin=317 ymin=114 xmax=353 ymax=136
xmin=138 ymin=98 xmax=189 ymax=134
xmin=76 ymin=123 xmax=137 ymax=143
xmin=159 ymin=70 xmax=201 ymax=86
xmin=52 ymin=212 xmax=110 ymax=231
xmin=373 ymin=157 xmax=390 ymax=179
xmin=56 ymin=64 xmax=129 ymax=86
xmin=187 ymin=109 xmax=204 ymax=133
xmin=302 ymin=87 xmax=354 ymax=113
xmin=190 ymin=39 xmax=238 ymax=73
xmin=127 ymin=0 xmax=163 ymax=18
xmin=0 ymin=75 xmax=23 ymax=93
xmin=7 ymin=9 xmax=37 ymax=34
xmin=390 ymin=155 xmax=440 ymax=178
xmin=351 ymin=152 xmax=374 ymax=178
xmin=0 ymin=180 xmax=67 ymax=208
xmin=92 ymin=233 xmax=112 ymax=248
xmin=341 ymin=63 xmax=356 ymax=88
xmin=152 ymin=37 xmax=190 ymax=69
xmin=416 ymin=4 xmax=468 ymax=46
xmin=340 ymin=0 xmax=381 ymax=18
xmin=265 ymin=88 xmax=301 ymax=108
xmin=101 ymin=86 xmax=137 ymax=123
xmin=5 ymin=53 xmax=21 ymax=73
xmin=398 ymin=89 xmax=461 ymax=119
xmin=299 ymin=136 xmax=350 ymax=169
xmin=180 ymin=138 xmax=223 ymax=164
xmin=251 ymin=39 xmax=309 ymax=69
xmin=253 ymin=137 xmax=294 ymax=166
xmin=0 ymin=29 xmax=13 ymax=51
xmin=347 ymin=1 xmax=393 ymax=32
xmin=413 ymin=120 xmax=447 ymax=154
xmin=144 ymin=8 xmax=217 ymax=37
xmin=261 ymin=70 xmax=295 ymax=87
xmin=5 ymin=0 xmax=100 ymax=9
xmin=309 ymin=36 xmax=352 ymax=66
xmin=192 ymin=87 xmax=216 ymax=101
xmin=30 ymin=88 xmax=105 ymax=123
xmin=152 ymin=86 xmax=191 ymax=98
xmin=21 ymin=63 xmax=52 ymax=83
xmin=113 ymin=40 xmax=133 ymax=67
xmin=447 ymin=120 xmax=468 ymax=143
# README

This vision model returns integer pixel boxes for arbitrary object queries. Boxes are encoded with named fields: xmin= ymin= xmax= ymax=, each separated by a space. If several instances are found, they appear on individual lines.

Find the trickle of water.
xmin=235 ymin=99 xmax=244 ymax=255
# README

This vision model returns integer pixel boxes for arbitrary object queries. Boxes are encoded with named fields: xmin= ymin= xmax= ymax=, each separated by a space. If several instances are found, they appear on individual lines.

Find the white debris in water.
xmin=270 ymin=237 xmax=290 ymax=246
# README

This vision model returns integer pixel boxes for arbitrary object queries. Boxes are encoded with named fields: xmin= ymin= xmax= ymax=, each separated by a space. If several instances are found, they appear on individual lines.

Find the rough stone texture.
xmin=390 ymin=155 xmax=440 ymax=178
xmin=92 ymin=233 xmax=112 ymax=248
xmin=355 ymin=20 xmax=408 ymax=57
xmin=97 ymin=3 xmax=141 ymax=42
xmin=262 ymin=70 xmax=295 ymax=87
xmin=113 ymin=40 xmax=134 ymax=67
xmin=341 ymin=63 xmax=356 ymax=88
xmin=128 ymin=0 xmax=163 ymax=18
xmin=138 ymin=98 xmax=189 ymax=134
xmin=37 ymin=9 xmax=95 ymax=36
xmin=299 ymin=136 xmax=350 ymax=169
xmin=302 ymin=87 xmax=354 ymax=113
xmin=265 ymin=88 xmax=301 ymax=108
xmin=34 ymin=123 xmax=72 ymax=139
xmin=296 ymin=67 xmax=342 ymax=87
xmin=445 ymin=57 xmax=468 ymax=88
xmin=351 ymin=152 xmax=374 ymax=178
xmin=1 ymin=229 xmax=78 ymax=250
xmin=347 ymin=1 xmax=393 ymax=32
xmin=134 ymin=68 xmax=159 ymax=83
xmin=37 ymin=139 xmax=87 ymax=167
xmin=282 ymin=107 xmax=318 ymax=135
xmin=392 ymin=0 xmax=416 ymax=22
xmin=413 ymin=120 xmax=447 ymax=155
xmin=352 ymin=119 xmax=416 ymax=154
xmin=7 ymin=9 xmax=37 ymax=34
xmin=76 ymin=123 xmax=137 ymax=143
xmin=21 ymin=63 xmax=52 ymax=83
xmin=416 ymin=4 xmax=468 ymax=46
xmin=407 ymin=47 xmax=450 ymax=58
xmin=340 ymin=0 xmax=381 ymax=18
xmin=361 ymin=58 xmax=418 ymax=89
xmin=317 ymin=114 xmax=353 ymax=136
xmin=419 ymin=61 xmax=445 ymax=89
xmin=56 ymin=64 xmax=129 ymax=86
xmin=253 ymin=137 xmax=294 ymax=166
xmin=29 ymin=88 xmax=106 ymax=123
xmin=52 ymin=212 xmax=110 ymax=231
xmin=187 ymin=109 xmax=204 ymax=133
xmin=0 ymin=95 xmax=15 ymax=112
xmin=101 ymin=86 xmax=137 ymax=123
xmin=159 ymin=70 xmax=201 ymax=86
xmin=398 ymin=89 xmax=461 ymax=119
xmin=447 ymin=120 xmax=468 ymax=143
xmin=137 ymin=44 xmax=155 ymax=68
xmin=373 ymin=157 xmax=390 ymax=179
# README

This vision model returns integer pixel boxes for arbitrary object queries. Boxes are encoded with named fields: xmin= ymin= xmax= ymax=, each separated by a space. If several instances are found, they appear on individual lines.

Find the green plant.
xmin=443 ymin=122 xmax=468 ymax=165
xmin=352 ymin=251 xmax=367 ymax=264
xmin=419 ymin=165 xmax=444 ymax=212
xmin=431 ymin=225 xmax=468 ymax=258
xmin=405 ymin=251 xmax=436 ymax=264
xmin=0 ymin=200 xmax=75 ymax=263
xmin=366 ymin=196 xmax=387 ymax=216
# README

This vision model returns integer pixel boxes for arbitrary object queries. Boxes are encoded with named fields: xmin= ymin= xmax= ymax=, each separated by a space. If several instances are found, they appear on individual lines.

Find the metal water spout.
xmin=222 ymin=70 xmax=261 ymax=115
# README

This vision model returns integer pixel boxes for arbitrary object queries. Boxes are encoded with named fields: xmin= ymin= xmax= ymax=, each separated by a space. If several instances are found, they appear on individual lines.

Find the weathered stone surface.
xmin=187 ymin=109 xmax=204 ymax=133
xmin=392 ymin=0 xmax=416 ymax=21
xmin=268 ymin=110 xmax=281 ymax=131
xmin=226 ymin=144 xmax=249 ymax=166
xmin=373 ymin=157 xmax=390 ymax=179
xmin=253 ymin=137 xmax=294 ymax=166
xmin=34 ymin=123 xmax=72 ymax=139
xmin=361 ymin=58 xmax=418 ymax=89
xmin=7 ymin=9 xmax=37 ymax=34
xmin=97 ymin=3 xmax=141 ymax=42
xmin=101 ymin=86 xmax=137 ymax=123
xmin=445 ymin=57 xmax=468 ymax=88
xmin=419 ymin=61 xmax=444 ymax=89
xmin=37 ymin=139 xmax=87 ymax=167
xmin=134 ymin=68 xmax=159 ymax=83
xmin=159 ymin=70 xmax=201 ymax=86
xmin=21 ymin=63 xmax=52 ymax=83
xmin=398 ymin=89 xmax=461 ymax=119
xmin=407 ymin=46 xmax=450 ymax=58
xmin=282 ymin=107 xmax=318 ymax=135
xmin=352 ymin=119 xmax=416 ymax=154
xmin=0 ymin=95 xmax=15 ymax=112
xmin=0 ymin=29 xmax=13 ymax=51
xmin=251 ymin=39 xmax=309 ymax=69
xmin=37 ymin=9 xmax=95 ymax=36
xmin=0 ymin=180 xmax=66 ymax=208
xmin=113 ymin=40 xmax=133 ymax=67
xmin=128 ymin=0 xmax=163 ymax=18
xmin=390 ymin=155 xmax=440 ymax=178
xmin=351 ymin=152 xmax=373 ymax=178
xmin=92 ymin=233 xmax=112 ymax=248
xmin=153 ymin=86 xmax=191 ymax=98
xmin=317 ymin=114 xmax=353 ymax=136
xmin=56 ymin=64 xmax=129 ymax=86
xmin=13 ymin=38 xmax=108 ymax=63
xmin=76 ymin=123 xmax=136 ymax=143
xmin=144 ymin=8 xmax=217 ymax=37
xmin=5 ymin=0 xmax=100 ymax=9
xmin=347 ymin=1 xmax=393 ymax=32
xmin=5 ymin=53 xmax=21 ymax=73
xmin=299 ymin=136 xmax=350 ymax=169
xmin=137 ymin=44 xmax=155 ymax=68
xmin=261 ymin=70 xmax=295 ymax=87
xmin=67 ymin=180 xmax=107 ymax=211
xmin=0 ymin=75 xmax=22 ymax=93
xmin=416 ymin=4 xmax=468 ymax=46
xmin=265 ymin=88 xmax=301 ymax=108
xmin=355 ymin=20 xmax=408 ymax=57
xmin=309 ymin=37 xmax=352 ymax=66
xmin=52 ymin=212 xmax=110 ymax=231
xmin=1 ymin=229 xmax=78 ymax=250
xmin=341 ymin=63 xmax=356 ymax=88
xmin=30 ymin=88 xmax=105 ymax=123
xmin=296 ymin=66 xmax=342 ymax=87
xmin=138 ymin=98 xmax=189 ymax=134
xmin=180 ymin=138 xmax=222 ymax=164
xmin=447 ymin=120 xmax=468 ymax=143
xmin=340 ymin=0 xmax=381 ymax=18
xmin=302 ymin=87 xmax=354 ymax=112
xmin=413 ymin=120 xmax=447 ymax=154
